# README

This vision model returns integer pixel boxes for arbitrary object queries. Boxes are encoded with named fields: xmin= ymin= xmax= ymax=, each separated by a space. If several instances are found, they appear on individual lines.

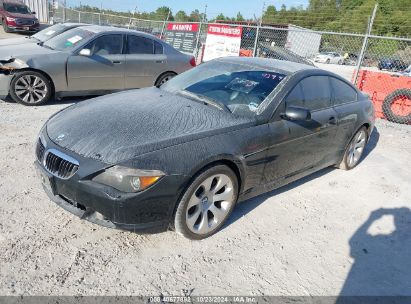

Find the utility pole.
xmin=160 ymin=9 xmax=171 ymax=39
xmin=202 ymin=4 xmax=207 ymax=22
xmin=354 ymin=3 xmax=378 ymax=85
xmin=253 ymin=2 xmax=265 ymax=57
xmin=129 ymin=5 xmax=137 ymax=29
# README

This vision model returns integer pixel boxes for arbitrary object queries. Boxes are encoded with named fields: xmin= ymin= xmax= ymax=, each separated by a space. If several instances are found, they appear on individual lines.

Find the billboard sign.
xmin=203 ymin=24 xmax=243 ymax=62
xmin=165 ymin=23 xmax=199 ymax=54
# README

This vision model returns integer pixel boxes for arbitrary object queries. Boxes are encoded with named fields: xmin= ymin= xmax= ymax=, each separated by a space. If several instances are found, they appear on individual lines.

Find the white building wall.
xmin=22 ymin=0 xmax=49 ymax=23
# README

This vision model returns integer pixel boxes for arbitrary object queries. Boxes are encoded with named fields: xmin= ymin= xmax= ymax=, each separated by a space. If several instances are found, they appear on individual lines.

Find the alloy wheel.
xmin=14 ymin=75 xmax=48 ymax=104
xmin=347 ymin=130 xmax=367 ymax=168
xmin=185 ymin=174 xmax=235 ymax=235
xmin=160 ymin=75 xmax=173 ymax=85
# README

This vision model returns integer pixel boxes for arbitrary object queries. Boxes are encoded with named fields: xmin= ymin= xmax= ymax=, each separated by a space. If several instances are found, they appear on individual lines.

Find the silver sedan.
xmin=0 ymin=25 xmax=196 ymax=105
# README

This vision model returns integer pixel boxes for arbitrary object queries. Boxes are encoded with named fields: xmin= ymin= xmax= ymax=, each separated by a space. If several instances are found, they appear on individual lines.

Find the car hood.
xmin=0 ymin=43 xmax=58 ymax=60
xmin=46 ymin=88 xmax=255 ymax=164
xmin=7 ymin=13 xmax=36 ymax=19
xmin=0 ymin=37 xmax=34 ymax=47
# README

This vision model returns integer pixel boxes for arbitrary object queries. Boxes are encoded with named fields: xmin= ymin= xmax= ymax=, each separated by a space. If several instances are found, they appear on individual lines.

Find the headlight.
xmin=6 ymin=17 xmax=16 ymax=22
xmin=92 ymin=166 xmax=164 ymax=193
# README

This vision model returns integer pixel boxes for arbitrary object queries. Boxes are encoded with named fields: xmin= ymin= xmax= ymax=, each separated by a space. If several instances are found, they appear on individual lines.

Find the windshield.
xmin=43 ymin=28 xmax=94 ymax=51
xmin=161 ymin=61 xmax=287 ymax=116
xmin=4 ymin=3 xmax=31 ymax=14
xmin=32 ymin=24 xmax=70 ymax=42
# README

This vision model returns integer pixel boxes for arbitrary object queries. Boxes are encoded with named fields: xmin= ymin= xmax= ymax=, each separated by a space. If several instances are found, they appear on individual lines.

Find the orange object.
xmin=240 ymin=49 xmax=253 ymax=57
xmin=354 ymin=70 xmax=411 ymax=120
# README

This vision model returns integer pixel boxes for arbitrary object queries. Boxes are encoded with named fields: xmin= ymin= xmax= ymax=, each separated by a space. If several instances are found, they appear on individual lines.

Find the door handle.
xmin=155 ymin=60 xmax=164 ymax=63
xmin=112 ymin=61 xmax=122 ymax=64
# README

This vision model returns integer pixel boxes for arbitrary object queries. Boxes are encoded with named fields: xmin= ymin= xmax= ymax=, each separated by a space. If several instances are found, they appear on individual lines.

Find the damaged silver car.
xmin=0 ymin=25 xmax=196 ymax=106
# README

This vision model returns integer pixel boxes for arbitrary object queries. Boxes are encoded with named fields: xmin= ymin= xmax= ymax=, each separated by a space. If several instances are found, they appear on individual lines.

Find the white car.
xmin=314 ymin=52 xmax=344 ymax=65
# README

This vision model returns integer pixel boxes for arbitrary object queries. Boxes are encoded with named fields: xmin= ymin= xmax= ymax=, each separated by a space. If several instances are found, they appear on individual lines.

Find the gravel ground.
xmin=1 ymin=28 xmax=410 ymax=297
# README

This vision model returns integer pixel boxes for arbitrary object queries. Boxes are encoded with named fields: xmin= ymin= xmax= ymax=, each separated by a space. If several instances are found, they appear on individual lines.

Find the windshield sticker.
xmin=262 ymin=73 xmax=285 ymax=81
xmin=67 ymin=35 xmax=83 ymax=45
xmin=45 ymin=30 xmax=56 ymax=36
xmin=226 ymin=78 xmax=259 ymax=94
xmin=248 ymin=102 xmax=259 ymax=112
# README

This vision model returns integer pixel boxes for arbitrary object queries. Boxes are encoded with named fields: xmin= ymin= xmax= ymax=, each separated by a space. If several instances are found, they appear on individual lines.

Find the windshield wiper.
xmin=179 ymin=90 xmax=231 ymax=113
xmin=41 ymin=44 xmax=53 ymax=50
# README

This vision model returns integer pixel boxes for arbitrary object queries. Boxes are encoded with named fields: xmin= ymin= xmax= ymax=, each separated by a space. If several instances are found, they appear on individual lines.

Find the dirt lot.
xmin=0 ymin=28 xmax=411 ymax=297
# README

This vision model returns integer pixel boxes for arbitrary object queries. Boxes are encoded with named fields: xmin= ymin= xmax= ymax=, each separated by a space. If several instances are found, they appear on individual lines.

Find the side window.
xmin=285 ymin=83 xmax=304 ymax=108
xmin=86 ymin=35 xmax=123 ymax=55
xmin=299 ymin=76 xmax=331 ymax=111
xmin=330 ymin=77 xmax=358 ymax=105
xmin=127 ymin=35 xmax=154 ymax=54
xmin=154 ymin=41 xmax=163 ymax=54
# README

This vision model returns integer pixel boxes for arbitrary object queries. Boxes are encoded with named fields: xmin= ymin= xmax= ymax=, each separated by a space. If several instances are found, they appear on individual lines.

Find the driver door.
xmin=263 ymin=76 xmax=339 ymax=185
xmin=67 ymin=34 xmax=125 ymax=92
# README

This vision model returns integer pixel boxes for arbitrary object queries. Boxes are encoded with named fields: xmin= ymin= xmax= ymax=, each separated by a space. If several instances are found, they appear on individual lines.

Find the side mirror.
xmin=79 ymin=49 xmax=91 ymax=56
xmin=282 ymin=106 xmax=311 ymax=121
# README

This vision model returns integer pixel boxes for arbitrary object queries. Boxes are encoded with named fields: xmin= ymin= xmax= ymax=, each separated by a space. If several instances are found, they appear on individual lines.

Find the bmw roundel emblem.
xmin=55 ymin=134 xmax=66 ymax=142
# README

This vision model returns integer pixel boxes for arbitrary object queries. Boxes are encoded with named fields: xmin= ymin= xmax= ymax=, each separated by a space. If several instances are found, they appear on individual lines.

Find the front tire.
xmin=3 ymin=21 xmax=10 ymax=33
xmin=338 ymin=127 xmax=368 ymax=170
xmin=174 ymin=165 xmax=239 ymax=240
xmin=10 ymin=71 xmax=52 ymax=106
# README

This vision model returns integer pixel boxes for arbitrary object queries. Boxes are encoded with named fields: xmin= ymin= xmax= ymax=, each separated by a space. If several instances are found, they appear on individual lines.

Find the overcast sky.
xmin=66 ymin=0 xmax=309 ymax=19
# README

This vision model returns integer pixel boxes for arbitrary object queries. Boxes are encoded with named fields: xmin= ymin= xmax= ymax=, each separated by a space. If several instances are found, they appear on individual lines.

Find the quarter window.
xmin=330 ymin=77 xmax=358 ymax=105
xmin=127 ymin=36 xmax=154 ymax=54
xmin=154 ymin=41 xmax=164 ymax=54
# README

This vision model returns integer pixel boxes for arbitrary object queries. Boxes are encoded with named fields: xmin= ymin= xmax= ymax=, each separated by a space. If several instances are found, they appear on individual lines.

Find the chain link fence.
xmin=50 ymin=5 xmax=411 ymax=124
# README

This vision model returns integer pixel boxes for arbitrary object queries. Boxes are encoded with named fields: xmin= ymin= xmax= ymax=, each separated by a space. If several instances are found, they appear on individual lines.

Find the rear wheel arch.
xmin=154 ymin=71 xmax=177 ymax=87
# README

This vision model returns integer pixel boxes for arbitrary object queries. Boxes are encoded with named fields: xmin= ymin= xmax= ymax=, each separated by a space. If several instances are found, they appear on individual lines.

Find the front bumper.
xmin=314 ymin=58 xmax=328 ymax=63
xmin=0 ymin=73 xmax=12 ymax=99
xmin=7 ymin=24 xmax=39 ymax=32
xmin=35 ymin=133 xmax=186 ymax=233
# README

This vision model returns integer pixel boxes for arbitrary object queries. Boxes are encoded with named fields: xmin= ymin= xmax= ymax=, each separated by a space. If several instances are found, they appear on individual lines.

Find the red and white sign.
xmin=167 ymin=23 xmax=199 ymax=32
xmin=203 ymin=24 xmax=243 ymax=62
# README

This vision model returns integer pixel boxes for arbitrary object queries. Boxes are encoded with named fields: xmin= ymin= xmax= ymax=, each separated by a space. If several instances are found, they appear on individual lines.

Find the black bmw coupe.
xmin=35 ymin=57 xmax=375 ymax=239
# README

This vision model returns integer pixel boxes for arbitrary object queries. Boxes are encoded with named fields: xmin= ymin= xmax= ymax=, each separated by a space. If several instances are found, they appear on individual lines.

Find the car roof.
xmin=213 ymin=57 xmax=316 ymax=75
xmin=77 ymin=25 xmax=147 ymax=35
xmin=75 ymin=25 xmax=161 ymax=40
xmin=60 ymin=22 xmax=88 ymax=27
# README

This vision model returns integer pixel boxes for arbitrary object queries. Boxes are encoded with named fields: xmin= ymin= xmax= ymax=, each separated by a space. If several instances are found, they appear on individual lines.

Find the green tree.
xmin=236 ymin=12 xmax=245 ymax=21
xmin=175 ymin=10 xmax=188 ymax=22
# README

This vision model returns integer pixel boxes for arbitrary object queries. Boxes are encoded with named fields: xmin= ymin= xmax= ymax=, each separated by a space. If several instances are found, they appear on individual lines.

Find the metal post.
xmin=78 ymin=11 xmax=81 ymax=23
xmin=253 ymin=2 xmax=265 ymax=57
xmin=194 ymin=21 xmax=203 ymax=62
xmin=99 ymin=13 xmax=101 ymax=25
xmin=354 ymin=4 xmax=378 ymax=85
xmin=62 ymin=0 xmax=67 ymax=23
xmin=160 ymin=10 xmax=171 ymax=39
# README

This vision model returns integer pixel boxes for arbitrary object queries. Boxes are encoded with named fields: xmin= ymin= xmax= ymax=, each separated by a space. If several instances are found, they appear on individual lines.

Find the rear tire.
xmin=338 ymin=127 xmax=368 ymax=170
xmin=10 ymin=71 xmax=52 ymax=106
xmin=173 ymin=165 xmax=239 ymax=240
xmin=155 ymin=72 xmax=176 ymax=87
